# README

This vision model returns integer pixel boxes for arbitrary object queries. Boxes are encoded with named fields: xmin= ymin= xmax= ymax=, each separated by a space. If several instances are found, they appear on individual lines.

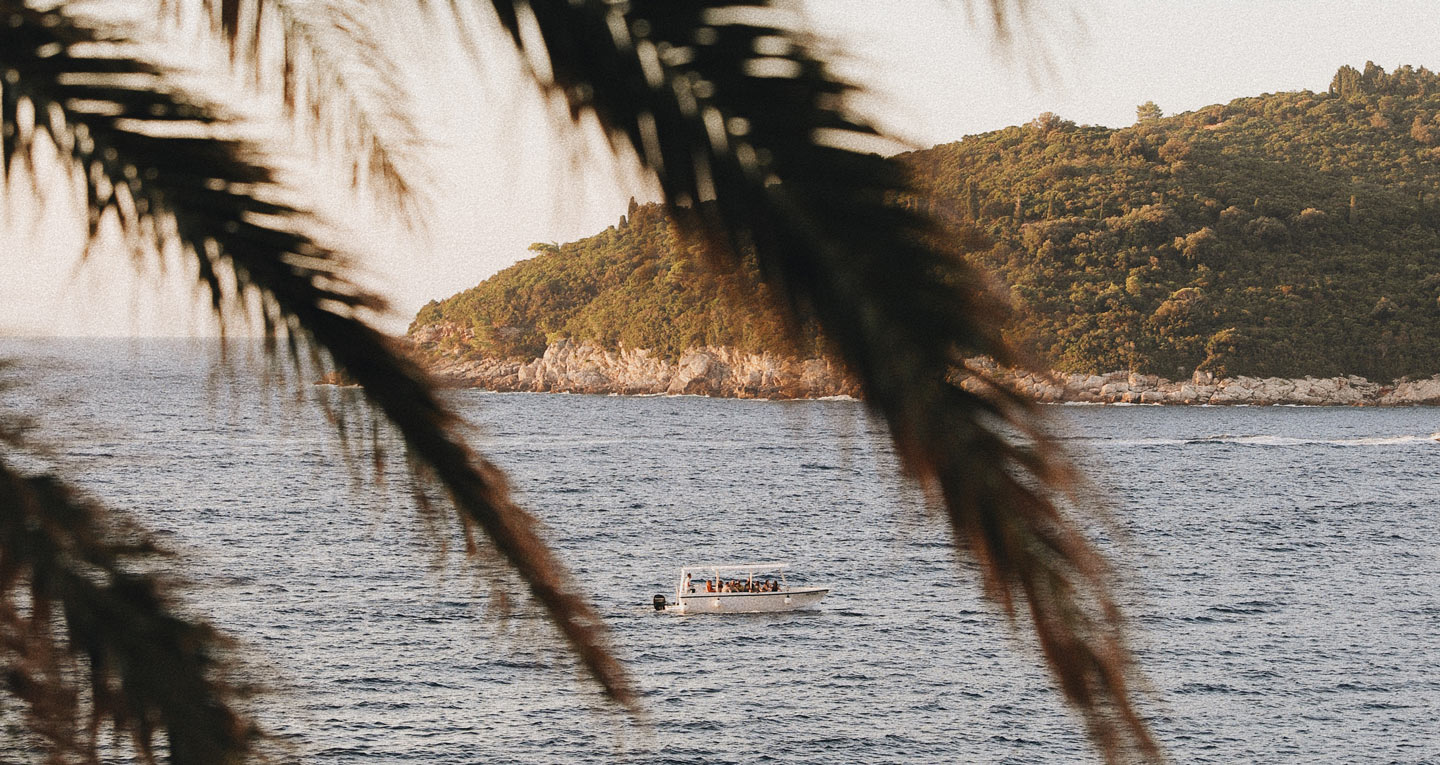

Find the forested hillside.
xmin=411 ymin=200 xmax=825 ymax=360
xmin=413 ymin=63 xmax=1440 ymax=382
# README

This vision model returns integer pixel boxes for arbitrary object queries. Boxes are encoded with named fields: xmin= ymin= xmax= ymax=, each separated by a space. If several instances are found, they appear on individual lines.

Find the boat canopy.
xmin=681 ymin=562 xmax=789 ymax=576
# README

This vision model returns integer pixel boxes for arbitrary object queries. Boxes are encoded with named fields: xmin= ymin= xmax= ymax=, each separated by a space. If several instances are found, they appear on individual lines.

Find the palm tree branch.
xmin=188 ymin=0 xmax=424 ymax=214
xmin=2 ymin=0 xmax=631 ymax=726
xmin=0 ymin=453 xmax=254 ymax=763
xmin=487 ymin=0 xmax=1157 ymax=759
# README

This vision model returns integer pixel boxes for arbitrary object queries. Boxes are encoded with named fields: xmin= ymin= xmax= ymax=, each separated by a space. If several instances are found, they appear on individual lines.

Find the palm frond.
xmin=0 ymin=451 xmax=254 ymax=763
xmin=182 ymin=0 xmax=425 ymax=214
xmin=1 ymin=0 xmax=631 ymax=728
xmin=486 ymin=0 xmax=1157 ymax=760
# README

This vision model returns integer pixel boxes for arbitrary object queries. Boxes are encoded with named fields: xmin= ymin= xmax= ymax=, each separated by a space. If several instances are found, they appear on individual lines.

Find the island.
xmin=410 ymin=63 xmax=1440 ymax=405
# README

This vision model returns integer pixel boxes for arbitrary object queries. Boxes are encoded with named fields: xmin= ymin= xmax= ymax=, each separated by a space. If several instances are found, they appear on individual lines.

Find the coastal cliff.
xmin=414 ymin=324 xmax=856 ymax=399
xmin=410 ymin=322 xmax=1440 ymax=405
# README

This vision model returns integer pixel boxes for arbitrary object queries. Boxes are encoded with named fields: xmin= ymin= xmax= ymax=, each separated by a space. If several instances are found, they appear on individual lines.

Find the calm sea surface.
xmin=2 ymin=339 xmax=1438 ymax=763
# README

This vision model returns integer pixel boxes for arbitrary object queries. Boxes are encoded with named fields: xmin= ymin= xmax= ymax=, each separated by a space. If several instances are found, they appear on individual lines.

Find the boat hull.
xmin=674 ymin=587 xmax=829 ymax=614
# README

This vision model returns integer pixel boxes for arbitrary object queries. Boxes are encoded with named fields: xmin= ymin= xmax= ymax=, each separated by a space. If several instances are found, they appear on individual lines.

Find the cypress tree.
xmin=1330 ymin=64 xmax=1362 ymax=98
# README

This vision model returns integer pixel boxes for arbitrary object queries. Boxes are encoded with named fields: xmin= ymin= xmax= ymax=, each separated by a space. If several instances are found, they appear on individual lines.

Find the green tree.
xmin=1330 ymin=64 xmax=1363 ymax=97
xmin=873 ymin=61 xmax=1440 ymax=382
xmin=1135 ymin=100 xmax=1163 ymax=123
xmin=0 ymin=2 xmax=1155 ymax=764
xmin=965 ymin=178 xmax=982 ymax=221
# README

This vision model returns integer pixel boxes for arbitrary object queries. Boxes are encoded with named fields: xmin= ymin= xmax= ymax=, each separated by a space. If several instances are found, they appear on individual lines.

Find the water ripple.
xmin=2 ymin=339 xmax=1437 ymax=763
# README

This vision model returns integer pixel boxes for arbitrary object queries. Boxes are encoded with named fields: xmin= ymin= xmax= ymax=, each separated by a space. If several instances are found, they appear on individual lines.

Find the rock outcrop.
xmin=409 ymin=322 xmax=1440 ymax=405
xmin=413 ymin=325 xmax=857 ymax=399
xmin=993 ymin=366 xmax=1440 ymax=406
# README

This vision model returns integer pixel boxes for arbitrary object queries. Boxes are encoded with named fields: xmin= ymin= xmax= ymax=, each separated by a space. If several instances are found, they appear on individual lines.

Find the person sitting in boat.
xmin=705 ymin=579 xmax=715 ymax=593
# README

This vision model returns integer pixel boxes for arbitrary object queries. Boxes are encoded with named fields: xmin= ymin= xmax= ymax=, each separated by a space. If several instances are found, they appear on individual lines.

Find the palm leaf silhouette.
xmin=484 ymin=0 xmax=1157 ymax=760
xmin=1 ymin=0 xmax=1159 ymax=762
xmin=181 ymin=0 xmax=423 ymax=211
xmin=0 ymin=455 xmax=255 ymax=762
xmin=2 ymin=3 xmax=627 ymax=760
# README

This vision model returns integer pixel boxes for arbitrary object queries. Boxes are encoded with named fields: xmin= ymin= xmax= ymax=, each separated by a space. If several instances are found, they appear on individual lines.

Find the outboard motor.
xmin=653 ymin=594 xmax=667 ymax=611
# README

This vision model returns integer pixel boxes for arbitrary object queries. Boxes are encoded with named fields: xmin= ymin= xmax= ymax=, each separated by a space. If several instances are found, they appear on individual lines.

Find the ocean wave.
xmin=1072 ymin=434 xmax=1438 ymax=447
xmin=1183 ymin=434 xmax=1437 ymax=447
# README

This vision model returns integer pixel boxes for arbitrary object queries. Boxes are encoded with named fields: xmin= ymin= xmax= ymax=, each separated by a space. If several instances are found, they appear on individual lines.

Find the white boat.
xmin=653 ymin=562 xmax=829 ymax=614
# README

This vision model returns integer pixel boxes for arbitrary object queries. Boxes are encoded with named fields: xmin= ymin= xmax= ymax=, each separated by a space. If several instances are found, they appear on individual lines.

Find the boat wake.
xmin=1186 ymin=434 xmax=1438 ymax=447
xmin=1078 ymin=433 xmax=1440 ymax=447
xmin=1065 ymin=433 xmax=1439 ymax=448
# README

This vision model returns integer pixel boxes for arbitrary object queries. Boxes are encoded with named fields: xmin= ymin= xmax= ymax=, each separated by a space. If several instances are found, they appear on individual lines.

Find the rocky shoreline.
xmin=992 ymin=362 xmax=1440 ymax=406
xmin=420 ymin=337 xmax=861 ymax=399
xmin=408 ymin=324 xmax=1440 ymax=405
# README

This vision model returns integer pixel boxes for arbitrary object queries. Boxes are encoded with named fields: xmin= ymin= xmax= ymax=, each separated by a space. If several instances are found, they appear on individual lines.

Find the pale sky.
xmin=2 ymin=0 xmax=1438 ymax=337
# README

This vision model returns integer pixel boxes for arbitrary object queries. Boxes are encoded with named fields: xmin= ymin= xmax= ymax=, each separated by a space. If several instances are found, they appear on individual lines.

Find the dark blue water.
xmin=3 ymin=339 xmax=1438 ymax=763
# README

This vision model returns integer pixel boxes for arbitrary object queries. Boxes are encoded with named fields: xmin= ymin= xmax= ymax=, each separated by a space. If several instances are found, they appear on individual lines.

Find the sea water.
xmin=2 ymin=339 xmax=1437 ymax=763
